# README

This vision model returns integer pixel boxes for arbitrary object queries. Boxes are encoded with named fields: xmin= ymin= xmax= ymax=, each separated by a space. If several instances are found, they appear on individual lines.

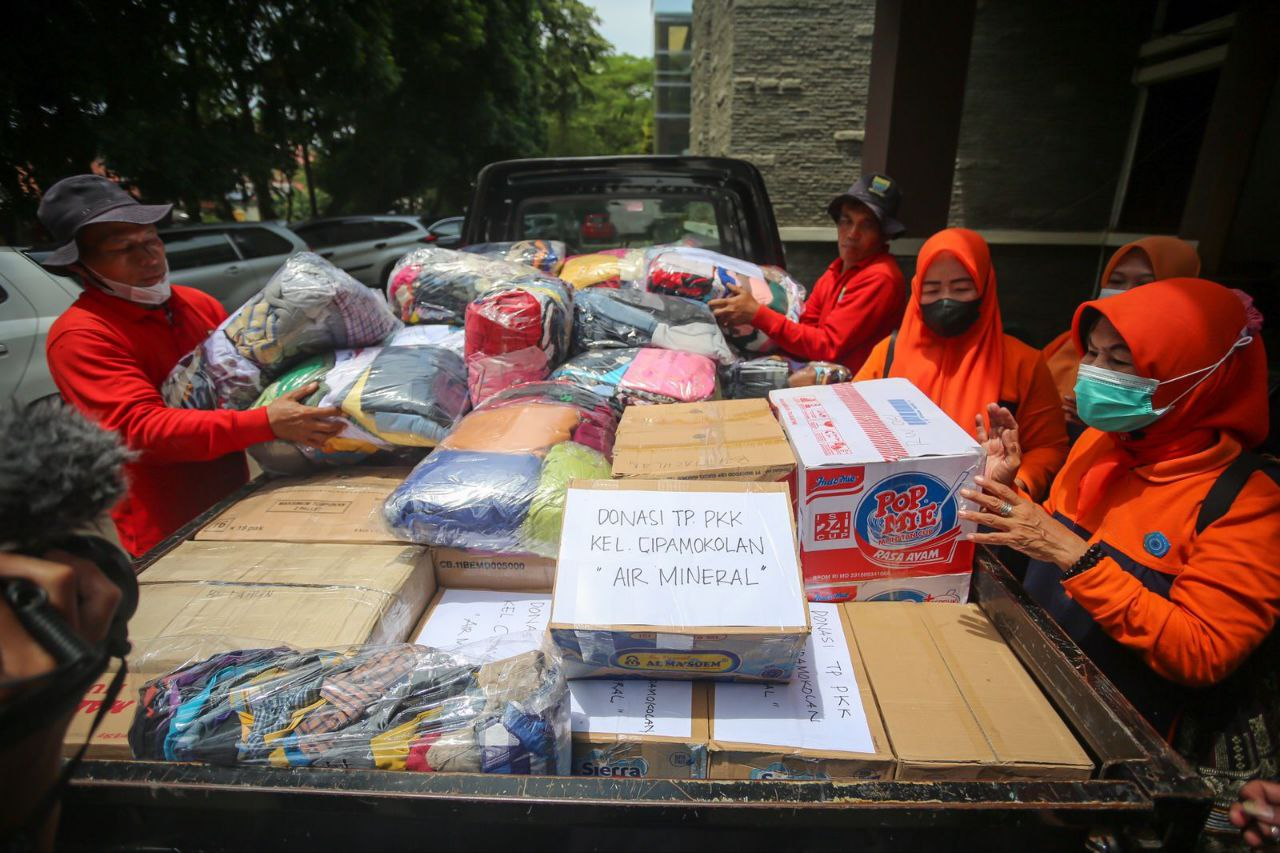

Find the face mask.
xmin=921 ymin=298 xmax=981 ymax=337
xmin=1073 ymin=333 xmax=1253 ymax=432
xmin=83 ymin=261 xmax=171 ymax=305
xmin=1097 ymin=287 xmax=1126 ymax=300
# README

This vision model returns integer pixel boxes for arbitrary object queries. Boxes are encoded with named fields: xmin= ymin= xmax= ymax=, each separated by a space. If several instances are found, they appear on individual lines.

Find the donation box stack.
xmin=769 ymin=378 xmax=985 ymax=602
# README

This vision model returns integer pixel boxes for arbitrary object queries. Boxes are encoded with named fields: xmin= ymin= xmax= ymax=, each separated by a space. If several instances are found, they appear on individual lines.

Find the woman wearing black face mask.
xmin=855 ymin=228 xmax=1069 ymax=500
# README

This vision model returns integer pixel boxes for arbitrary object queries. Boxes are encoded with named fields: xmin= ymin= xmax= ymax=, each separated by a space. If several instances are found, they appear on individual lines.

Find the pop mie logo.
xmin=855 ymin=471 xmax=957 ymax=550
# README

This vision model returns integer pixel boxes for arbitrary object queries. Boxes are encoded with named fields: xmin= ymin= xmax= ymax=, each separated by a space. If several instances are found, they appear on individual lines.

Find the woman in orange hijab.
xmin=1043 ymin=236 xmax=1200 ymax=429
xmin=960 ymin=278 xmax=1280 ymax=736
xmin=855 ymin=228 xmax=1068 ymax=500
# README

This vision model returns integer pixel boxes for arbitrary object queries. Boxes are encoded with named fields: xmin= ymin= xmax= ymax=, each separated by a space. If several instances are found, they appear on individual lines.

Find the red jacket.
xmin=750 ymin=250 xmax=906 ymax=373
xmin=46 ymin=284 xmax=275 ymax=557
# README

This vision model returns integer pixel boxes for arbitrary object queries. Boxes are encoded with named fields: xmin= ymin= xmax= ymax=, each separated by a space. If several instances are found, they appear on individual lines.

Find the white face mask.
xmin=1097 ymin=287 xmax=1126 ymax=300
xmin=83 ymin=261 xmax=172 ymax=306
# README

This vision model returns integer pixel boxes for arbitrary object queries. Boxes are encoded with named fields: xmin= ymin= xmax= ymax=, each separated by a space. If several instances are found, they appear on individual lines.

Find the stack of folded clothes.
xmin=384 ymin=381 xmax=616 ymax=556
xmin=128 ymin=644 xmax=570 ymax=775
xmin=572 ymin=288 xmax=736 ymax=366
xmin=461 ymin=240 xmax=567 ymax=275
xmin=464 ymin=277 xmax=573 ymax=405
xmin=550 ymin=347 xmax=719 ymax=406
xmin=387 ymin=248 xmax=562 ymax=326
xmin=557 ymin=249 xmax=647 ymax=290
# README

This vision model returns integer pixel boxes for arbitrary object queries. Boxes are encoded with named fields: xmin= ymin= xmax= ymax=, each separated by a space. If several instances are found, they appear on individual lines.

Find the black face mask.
xmin=921 ymin=298 xmax=981 ymax=337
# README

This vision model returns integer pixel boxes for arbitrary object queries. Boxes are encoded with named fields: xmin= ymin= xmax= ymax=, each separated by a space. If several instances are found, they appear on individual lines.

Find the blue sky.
xmin=583 ymin=0 xmax=654 ymax=57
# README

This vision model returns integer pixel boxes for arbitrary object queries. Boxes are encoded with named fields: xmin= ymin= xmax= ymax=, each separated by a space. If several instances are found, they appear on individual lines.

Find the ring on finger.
xmin=1270 ymin=824 xmax=1280 ymax=841
xmin=996 ymin=501 xmax=1014 ymax=519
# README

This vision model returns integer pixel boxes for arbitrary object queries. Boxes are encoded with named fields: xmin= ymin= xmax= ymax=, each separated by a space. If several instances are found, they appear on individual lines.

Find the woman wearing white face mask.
xmin=957 ymin=278 xmax=1279 ymax=745
xmin=1042 ymin=236 xmax=1201 ymax=434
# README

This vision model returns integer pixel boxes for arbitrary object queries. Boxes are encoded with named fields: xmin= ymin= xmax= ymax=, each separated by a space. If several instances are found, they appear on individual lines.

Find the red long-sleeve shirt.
xmin=751 ymin=251 xmax=906 ymax=374
xmin=46 ymin=284 xmax=275 ymax=557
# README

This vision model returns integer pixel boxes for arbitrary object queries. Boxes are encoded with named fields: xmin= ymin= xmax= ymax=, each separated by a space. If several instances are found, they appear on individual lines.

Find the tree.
xmin=545 ymin=53 xmax=655 ymax=157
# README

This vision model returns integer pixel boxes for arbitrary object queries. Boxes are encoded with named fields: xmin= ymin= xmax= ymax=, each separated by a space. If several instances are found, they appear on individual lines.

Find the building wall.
xmin=690 ymin=0 xmax=877 ymax=230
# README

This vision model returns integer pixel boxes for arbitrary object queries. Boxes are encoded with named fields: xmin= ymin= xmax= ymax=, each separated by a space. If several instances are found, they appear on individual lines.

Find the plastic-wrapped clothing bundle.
xmin=128 ymin=642 xmax=570 ymax=776
xmin=558 ymin=249 xmax=647 ymax=290
xmin=573 ymin=288 xmax=736 ymax=366
xmin=549 ymin=348 xmax=638 ymax=398
xmin=387 ymin=248 xmax=562 ymax=326
xmin=339 ymin=345 xmax=470 ymax=447
xmin=722 ymin=355 xmax=793 ymax=399
xmin=643 ymin=246 xmax=769 ymax=304
xmin=464 ymin=277 xmax=573 ymax=404
xmin=163 ymin=253 xmax=401 ymax=409
xmin=384 ymin=381 xmax=617 ymax=555
xmin=387 ymin=324 xmax=466 ymax=353
xmin=550 ymin=347 xmax=719 ymax=406
xmin=722 ymin=265 xmax=807 ymax=355
xmin=461 ymin=241 xmax=567 ymax=275
xmin=789 ymin=360 xmax=853 ymax=387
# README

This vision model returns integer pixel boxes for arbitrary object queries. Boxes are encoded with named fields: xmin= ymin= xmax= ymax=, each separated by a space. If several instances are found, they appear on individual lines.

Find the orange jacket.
xmin=855 ymin=333 xmax=1068 ymax=500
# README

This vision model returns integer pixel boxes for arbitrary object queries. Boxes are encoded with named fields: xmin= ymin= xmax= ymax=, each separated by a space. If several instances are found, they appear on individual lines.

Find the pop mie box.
xmin=769 ymin=378 xmax=984 ymax=603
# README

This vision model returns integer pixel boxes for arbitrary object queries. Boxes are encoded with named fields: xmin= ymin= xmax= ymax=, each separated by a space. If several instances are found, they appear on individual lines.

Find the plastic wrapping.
xmin=338 ymin=345 xmax=470 ymax=447
xmin=573 ymin=288 xmax=736 ymax=366
xmin=558 ymin=249 xmax=648 ymax=290
xmin=722 ymin=355 xmax=793 ymax=399
xmin=722 ymin=265 xmax=807 ymax=354
xmin=128 ymin=637 xmax=571 ymax=776
xmin=163 ymin=253 xmax=401 ymax=409
xmin=461 ymin=240 xmax=567 ymax=275
xmin=643 ymin=246 xmax=769 ymax=304
xmin=550 ymin=347 xmax=719 ymax=406
xmin=788 ymin=361 xmax=853 ymax=387
xmin=387 ymin=247 xmax=563 ymax=326
xmin=464 ymin=276 xmax=573 ymax=404
xmin=383 ymin=381 xmax=617 ymax=556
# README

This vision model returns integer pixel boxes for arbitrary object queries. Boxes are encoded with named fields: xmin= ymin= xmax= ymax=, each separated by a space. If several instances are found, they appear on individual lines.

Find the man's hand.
xmin=709 ymin=283 xmax=760 ymax=327
xmin=1231 ymin=780 xmax=1280 ymax=850
xmin=265 ymin=383 xmax=344 ymax=448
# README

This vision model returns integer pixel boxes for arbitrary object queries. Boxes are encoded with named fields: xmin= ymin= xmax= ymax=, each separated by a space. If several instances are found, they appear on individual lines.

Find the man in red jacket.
xmin=710 ymin=173 xmax=907 ymax=375
xmin=37 ymin=175 xmax=343 ymax=557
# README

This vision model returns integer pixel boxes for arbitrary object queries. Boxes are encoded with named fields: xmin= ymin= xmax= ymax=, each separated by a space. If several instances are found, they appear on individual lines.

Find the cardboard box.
xmin=709 ymin=602 xmax=894 ymax=780
xmin=845 ymin=602 xmax=1093 ymax=781
xmin=129 ymin=541 xmax=435 ymax=672
xmin=570 ymin=680 xmax=710 ymax=779
xmin=411 ymin=587 xmax=552 ymax=654
xmin=430 ymin=547 xmax=556 ymax=593
xmin=612 ymin=399 xmax=796 ymax=482
xmin=770 ymin=378 xmax=984 ymax=602
xmin=549 ymin=479 xmax=809 ymax=682
xmin=62 ymin=670 xmax=150 ymax=760
xmin=197 ymin=467 xmax=411 ymax=544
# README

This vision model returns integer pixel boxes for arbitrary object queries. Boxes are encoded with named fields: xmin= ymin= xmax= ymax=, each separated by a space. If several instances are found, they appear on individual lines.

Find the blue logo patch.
xmin=1143 ymin=532 xmax=1171 ymax=558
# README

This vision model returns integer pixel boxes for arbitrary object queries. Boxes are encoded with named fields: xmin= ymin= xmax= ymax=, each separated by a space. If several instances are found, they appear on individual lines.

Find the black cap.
xmin=826 ymin=173 xmax=905 ymax=238
xmin=36 ymin=175 xmax=172 ymax=267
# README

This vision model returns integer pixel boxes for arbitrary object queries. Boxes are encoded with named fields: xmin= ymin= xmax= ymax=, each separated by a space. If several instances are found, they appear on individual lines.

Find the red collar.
xmin=826 ymin=248 xmax=888 ymax=279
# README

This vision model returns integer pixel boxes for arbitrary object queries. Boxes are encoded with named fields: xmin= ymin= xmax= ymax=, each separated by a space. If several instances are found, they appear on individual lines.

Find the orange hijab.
xmin=1071 ymin=278 xmax=1269 ymax=512
xmin=888 ymin=228 xmax=1002 ymax=439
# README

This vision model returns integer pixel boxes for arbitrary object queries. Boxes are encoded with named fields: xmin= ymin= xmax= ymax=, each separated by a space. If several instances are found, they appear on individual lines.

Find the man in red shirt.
xmin=37 ymin=175 xmax=343 ymax=557
xmin=710 ymin=173 xmax=907 ymax=375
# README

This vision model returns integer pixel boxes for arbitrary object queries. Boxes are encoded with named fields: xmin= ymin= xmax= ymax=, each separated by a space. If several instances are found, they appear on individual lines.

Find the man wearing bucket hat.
xmin=710 ymin=172 xmax=907 ymax=375
xmin=37 ymin=175 xmax=343 ymax=557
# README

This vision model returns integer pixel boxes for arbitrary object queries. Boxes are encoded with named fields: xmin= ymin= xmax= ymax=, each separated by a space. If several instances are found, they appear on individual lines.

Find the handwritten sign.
xmin=415 ymin=589 xmax=551 ymax=655
xmin=712 ymin=603 xmax=874 ymax=753
xmin=569 ymin=679 xmax=693 ymax=739
xmin=553 ymin=487 xmax=805 ymax=628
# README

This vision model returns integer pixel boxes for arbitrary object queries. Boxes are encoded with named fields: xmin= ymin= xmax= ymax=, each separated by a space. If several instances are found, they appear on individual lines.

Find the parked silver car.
xmin=0 ymin=247 xmax=80 ymax=406
xmin=160 ymin=222 xmax=308 ymax=311
xmin=290 ymin=215 xmax=433 ymax=288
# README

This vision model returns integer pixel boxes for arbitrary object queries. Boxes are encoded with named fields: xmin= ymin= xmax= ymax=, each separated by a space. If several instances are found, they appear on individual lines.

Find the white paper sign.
xmin=712 ymin=603 xmax=874 ymax=754
xmin=569 ymin=679 xmax=694 ymax=740
xmin=415 ymin=589 xmax=551 ymax=654
xmin=552 ymin=488 xmax=805 ymax=629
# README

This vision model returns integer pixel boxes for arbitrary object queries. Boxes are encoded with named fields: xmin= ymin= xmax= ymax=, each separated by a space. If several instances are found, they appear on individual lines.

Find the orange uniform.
xmin=1025 ymin=279 xmax=1280 ymax=734
xmin=1042 ymin=236 xmax=1200 ymax=402
xmin=854 ymin=228 xmax=1068 ymax=500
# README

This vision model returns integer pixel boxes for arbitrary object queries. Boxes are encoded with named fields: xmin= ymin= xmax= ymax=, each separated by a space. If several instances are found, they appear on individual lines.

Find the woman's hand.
xmin=975 ymin=403 xmax=1022 ymax=490
xmin=960 ymin=476 xmax=1090 ymax=570
xmin=1230 ymin=779 xmax=1280 ymax=850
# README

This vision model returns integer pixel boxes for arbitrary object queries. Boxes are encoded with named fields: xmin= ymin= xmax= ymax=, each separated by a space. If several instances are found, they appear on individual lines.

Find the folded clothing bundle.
xmin=643 ymin=246 xmax=769 ymax=304
xmin=723 ymin=265 xmax=806 ymax=355
xmin=558 ymin=249 xmax=647 ymax=290
xmin=128 ymin=643 xmax=570 ymax=776
xmin=551 ymin=347 xmax=719 ymax=407
xmin=387 ymin=248 xmax=563 ymax=326
xmin=383 ymin=381 xmax=617 ymax=556
xmin=461 ymin=240 xmax=568 ymax=275
xmin=163 ymin=253 xmax=401 ymax=410
xmin=573 ymin=288 xmax=736 ymax=366
xmin=465 ymin=277 xmax=573 ymax=405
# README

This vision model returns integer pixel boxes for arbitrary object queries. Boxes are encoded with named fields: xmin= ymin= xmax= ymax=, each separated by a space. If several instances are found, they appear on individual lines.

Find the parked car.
xmin=160 ymin=222 xmax=307 ymax=312
xmin=291 ymin=215 xmax=435 ymax=288
xmin=423 ymin=216 xmax=464 ymax=249
xmin=0 ymin=247 xmax=80 ymax=406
